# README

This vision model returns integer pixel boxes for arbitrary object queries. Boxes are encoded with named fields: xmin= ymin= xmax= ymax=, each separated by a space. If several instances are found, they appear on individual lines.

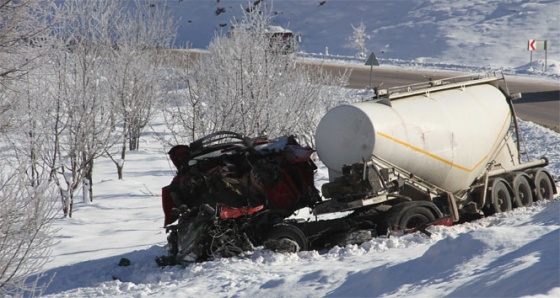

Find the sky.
xmin=30 ymin=0 xmax=560 ymax=297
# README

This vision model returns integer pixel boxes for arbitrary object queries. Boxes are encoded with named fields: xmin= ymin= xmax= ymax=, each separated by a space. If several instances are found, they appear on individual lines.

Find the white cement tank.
xmin=315 ymin=83 xmax=512 ymax=193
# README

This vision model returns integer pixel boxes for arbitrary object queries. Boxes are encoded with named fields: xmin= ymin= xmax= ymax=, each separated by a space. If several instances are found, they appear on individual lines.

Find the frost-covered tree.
xmin=104 ymin=0 xmax=176 ymax=179
xmin=0 ymin=2 xmax=58 ymax=294
xmin=0 ymin=165 xmax=57 ymax=297
xmin=0 ymin=0 xmax=53 ymax=84
xmin=163 ymin=2 xmax=349 ymax=145
xmin=25 ymin=0 xmax=178 ymax=210
xmin=347 ymin=20 xmax=370 ymax=59
xmin=46 ymin=0 xmax=119 ymax=215
xmin=0 ymin=0 xmax=55 ymax=133
xmin=0 ymin=77 xmax=58 ymax=294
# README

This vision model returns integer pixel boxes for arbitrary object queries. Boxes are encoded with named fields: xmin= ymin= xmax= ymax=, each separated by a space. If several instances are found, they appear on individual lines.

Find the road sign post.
xmin=528 ymin=39 xmax=549 ymax=71
xmin=365 ymin=52 xmax=379 ymax=89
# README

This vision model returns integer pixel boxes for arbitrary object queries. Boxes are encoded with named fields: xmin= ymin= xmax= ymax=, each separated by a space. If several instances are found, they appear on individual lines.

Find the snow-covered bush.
xmin=0 ymin=167 xmax=57 ymax=297
xmin=347 ymin=20 xmax=370 ymax=59
xmin=0 ymin=1 xmax=58 ymax=295
xmin=162 ymin=2 xmax=349 ymax=146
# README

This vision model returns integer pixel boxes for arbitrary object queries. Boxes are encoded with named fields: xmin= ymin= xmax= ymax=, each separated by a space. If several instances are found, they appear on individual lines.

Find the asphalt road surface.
xmin=173 ymin=50 xmax=559 ymax=132
xmin=315 ymin=61 xmax=560 ymax=132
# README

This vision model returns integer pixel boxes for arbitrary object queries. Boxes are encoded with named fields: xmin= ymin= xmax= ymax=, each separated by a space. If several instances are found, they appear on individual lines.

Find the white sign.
xmin=528 ymin=39 xmax=547 ymax=51
xmin=527 ymin=40 xmax=549 ymax=71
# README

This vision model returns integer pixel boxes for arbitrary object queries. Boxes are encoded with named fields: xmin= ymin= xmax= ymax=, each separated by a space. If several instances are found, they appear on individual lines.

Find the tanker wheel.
xmin=511 ymin=175 xmax=533 ymax=208
xmin=265 ymin=224 xmax=308 ymax=253
xmin=534 ymin=170 xmax=554 ymax=201
xmin=394 ymin=206 xmax=436 ymax=230
xmin=484 ymin=180 xmax=512 ymax=216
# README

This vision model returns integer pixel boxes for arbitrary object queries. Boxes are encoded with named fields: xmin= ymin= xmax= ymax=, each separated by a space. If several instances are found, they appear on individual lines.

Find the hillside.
xmin=167 ymin=0 xmax=560 ymax=73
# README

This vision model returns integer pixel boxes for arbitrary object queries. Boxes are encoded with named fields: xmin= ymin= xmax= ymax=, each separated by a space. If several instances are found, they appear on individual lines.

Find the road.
xmin=170 ymin=49 xmax=560 ymax=132
xmin=315 ymin=61 xmax=560 ymax=132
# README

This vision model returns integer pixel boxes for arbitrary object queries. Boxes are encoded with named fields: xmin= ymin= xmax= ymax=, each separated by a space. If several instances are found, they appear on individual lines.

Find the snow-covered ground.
xmin=39 ymin=119 xmax=560 ymax=297
xmin=35 ymin=1 xmax=559 ymax=297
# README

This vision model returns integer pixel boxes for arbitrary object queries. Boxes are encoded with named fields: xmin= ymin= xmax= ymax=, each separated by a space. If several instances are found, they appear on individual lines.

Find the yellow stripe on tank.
xmin=376 ymin=111 xmax=511 ymax=173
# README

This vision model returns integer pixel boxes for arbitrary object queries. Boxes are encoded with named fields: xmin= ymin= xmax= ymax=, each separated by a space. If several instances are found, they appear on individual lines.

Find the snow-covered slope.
xmin=39 ymin=119 xmax=560 ymax=297
xmin=41 ymin=203 xmax=560 ymax=297
xmin=167 ymin=0 xmax=560 ymax=75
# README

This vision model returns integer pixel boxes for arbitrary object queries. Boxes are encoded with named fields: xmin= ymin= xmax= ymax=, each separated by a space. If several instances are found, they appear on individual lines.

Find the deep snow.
xmin=39 ymin=119 xmax=560 ymax=298
xmin=35 ymin=1 xmax=560 ymax=297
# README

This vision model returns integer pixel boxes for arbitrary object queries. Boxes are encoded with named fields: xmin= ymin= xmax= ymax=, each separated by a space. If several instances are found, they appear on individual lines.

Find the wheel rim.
xmin=398 ymin=206 xmax=435 ymax=230
xmin=277 ymin=238 xmax=300 ymax=253
xmin=516 ymin=177 xmax=533 ymax=207
xmin=496 ymin=189 xmax=509 ymax=212
xmin=491 ymin=180 xmax=512 ymax=213
xmin=535 ymin=171 xmax=553 ymax=201
xmin=405 ymin=214 xmax=430 ymax=229
xmin=540 ymin=185 xmax=549 ymax=199
xmin=538 ymin=179 xmax=551 ymax=200
xmin=266 ymin=224 xmax=308 ymax=252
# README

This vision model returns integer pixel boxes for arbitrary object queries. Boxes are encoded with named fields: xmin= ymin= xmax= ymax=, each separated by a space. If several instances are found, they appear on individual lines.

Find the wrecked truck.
xmin=157 ymin=74 xmax=557 ymax=266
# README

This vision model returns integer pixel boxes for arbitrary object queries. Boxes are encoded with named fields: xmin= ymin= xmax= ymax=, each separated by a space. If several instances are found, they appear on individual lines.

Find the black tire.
xmin=266 ymin=224 xmax=308 ymax=252
xmin=391 ymin=206 xmax=436 ymax=230
xmin=534 ymin=170 xmax=555 ymax=201
xmin=511 ymin=175 xmax=534 ymax=208
xmin=484 ymin=179 xmax=512 ymax=215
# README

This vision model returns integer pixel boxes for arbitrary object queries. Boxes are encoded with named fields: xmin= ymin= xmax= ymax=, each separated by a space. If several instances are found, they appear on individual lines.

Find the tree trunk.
xmin=119 ymin=132 xmax=126 ymax=179
xmin=86 ymin=160 xmax=94 ymax=202
xmin=61 ymin=189 xmax=69 ymax=217
xmin=117 ymin=164 xmax=123 ymax=180
xmin=82 ymin=179 xmax=90 ymax=204
xmin=129 ymin=125 xmax=141 ymax=151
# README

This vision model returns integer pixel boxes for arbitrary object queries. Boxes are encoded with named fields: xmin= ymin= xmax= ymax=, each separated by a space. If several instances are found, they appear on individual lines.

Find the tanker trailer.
xmin=313 ymin=73 xmax=556 ymax=231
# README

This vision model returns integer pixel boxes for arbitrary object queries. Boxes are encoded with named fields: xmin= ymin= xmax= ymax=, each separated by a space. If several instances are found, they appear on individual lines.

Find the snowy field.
xmin=34 ymin=0 xmax=560 ymax=297
xmin=39 ymin=119 xmax=560 ymax=297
